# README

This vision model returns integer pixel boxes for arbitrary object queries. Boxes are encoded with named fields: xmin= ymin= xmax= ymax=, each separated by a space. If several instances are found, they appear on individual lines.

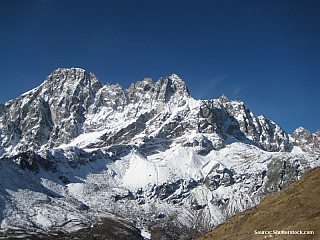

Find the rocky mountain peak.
xmin=290 ymin=126 xmax=320 ymax=153
xmin=219 ymin=94 xmax=229 ymax=103
xmin=0 ymin=68 xmax=319 ymax=240
xmin=0 ymin=68 xmax=316 ymax=157
xmin=41 ymin=68 xmax=102 ymax=98
xmin=126 ymin=73 xmax=190 ymax=106
xmin=167 ymin=73 xmax=190 ymax=97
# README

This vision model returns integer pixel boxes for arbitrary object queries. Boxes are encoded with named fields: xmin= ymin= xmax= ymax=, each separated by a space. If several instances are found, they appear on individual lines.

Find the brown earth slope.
xmin=197 ymin=167 xmax=320 ymax=240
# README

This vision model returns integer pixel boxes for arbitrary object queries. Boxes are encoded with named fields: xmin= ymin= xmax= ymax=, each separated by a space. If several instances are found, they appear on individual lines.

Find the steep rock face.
xmin=198 ymin=96 xmax=291 ymax=152
xmin=290 ymin=127 xmax=320 ymax=153
xmin=197 ymin=167 xmax=320 ymax=240
xmin=0 ymin=68 xmax=319 ymax=239
xmin=0 ymin=68 xmax=292 ymax=157
xmin=0 ymin=68 xmax=102 ymax=153
xmin=41 ymin=68 xmax=102 ymax=147
xmin=83 ymin=73 xmax=191 ymax=143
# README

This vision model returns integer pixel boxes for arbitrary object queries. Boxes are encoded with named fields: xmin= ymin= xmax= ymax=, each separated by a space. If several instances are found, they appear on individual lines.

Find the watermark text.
xmin=254 ymin=230 xmax=314 ymax=235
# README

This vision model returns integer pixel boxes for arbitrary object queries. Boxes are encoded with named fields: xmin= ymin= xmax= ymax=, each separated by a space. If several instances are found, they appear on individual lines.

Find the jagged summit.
xmin=41 ymin=67 xmax=102 ymax=95
xmin=219 ymin=94 xmax=229 ymax=103
xmin=290 ymin=126 xmax=320 ymax=153
xmin=0 ymin=69 xmax=195 ymax=154
xmin=0 ymin=68 xmax=319 ymax=239
xmin=42 ymin=68 xmax=101 ymax=88
xmin=0 ymin=68 xmax=315 ymax=157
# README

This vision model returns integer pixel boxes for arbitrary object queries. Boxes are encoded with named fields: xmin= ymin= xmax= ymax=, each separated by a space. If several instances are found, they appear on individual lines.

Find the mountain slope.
xmin=0 ymin=68 xmax=319 ymax=239
xmin=0 ymin=68 xmax=293 ymax=156
xmin=197 ymin=166 xmax=320 ymax=240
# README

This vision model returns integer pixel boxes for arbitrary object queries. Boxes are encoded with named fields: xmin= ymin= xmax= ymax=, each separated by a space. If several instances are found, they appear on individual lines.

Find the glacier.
xmin=0 ymin=68 xmax=319 ymax=239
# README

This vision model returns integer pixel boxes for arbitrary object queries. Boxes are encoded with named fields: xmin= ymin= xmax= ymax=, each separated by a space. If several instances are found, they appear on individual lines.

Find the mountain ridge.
xmin=0 ymin=67 xmax=302 ymax=157
xmin=196 ymin=166 xmax=320 ymax=240
xmin=0 ymin=68 xmax=319 ymax=239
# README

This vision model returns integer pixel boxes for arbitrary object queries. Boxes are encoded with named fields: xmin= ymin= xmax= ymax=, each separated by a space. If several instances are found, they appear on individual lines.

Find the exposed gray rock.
xmin=0 ymin=68 xmax=295 ymax=157
xmin=290 ymin=126 xmax=320 ymax=153
xmin=0 ymin=68 xmax=318 ymax=239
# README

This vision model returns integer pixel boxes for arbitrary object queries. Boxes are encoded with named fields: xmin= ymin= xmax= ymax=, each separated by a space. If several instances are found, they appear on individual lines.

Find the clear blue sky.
xmin=1 ymin=0 xmax=319 ymax=133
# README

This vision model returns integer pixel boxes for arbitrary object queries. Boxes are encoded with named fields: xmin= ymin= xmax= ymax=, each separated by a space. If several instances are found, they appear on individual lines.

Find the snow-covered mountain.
xmin=0 ymin=68 xmax=319 ymax=239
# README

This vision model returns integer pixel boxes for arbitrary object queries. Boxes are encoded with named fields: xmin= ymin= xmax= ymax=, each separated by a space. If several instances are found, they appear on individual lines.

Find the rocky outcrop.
xmin=290 ymin=127 xmax=320 ymax=153
xmin=0 ymin=68 xmax=296 ymax=157
xmin=0 ymin=68 xmax=319 ymax=239
xmin=196 ymin=167 xmax=320 ymax=240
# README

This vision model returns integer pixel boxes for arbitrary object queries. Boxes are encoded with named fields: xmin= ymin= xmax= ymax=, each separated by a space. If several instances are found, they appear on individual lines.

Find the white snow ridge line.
xmin=0 ymin=68 xmax=319 ymax=239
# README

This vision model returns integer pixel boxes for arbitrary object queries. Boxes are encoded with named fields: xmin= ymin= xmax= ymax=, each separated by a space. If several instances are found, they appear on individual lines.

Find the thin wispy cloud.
xmin=193 ymin=73 xmax=229 ymax=99
xmin=232 ymin=83 xmax=242 ymax=99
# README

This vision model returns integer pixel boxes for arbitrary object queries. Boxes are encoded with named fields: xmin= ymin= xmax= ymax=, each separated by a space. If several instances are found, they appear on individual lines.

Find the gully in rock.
xmin=0 ymin=68 xmax=319 ymax=239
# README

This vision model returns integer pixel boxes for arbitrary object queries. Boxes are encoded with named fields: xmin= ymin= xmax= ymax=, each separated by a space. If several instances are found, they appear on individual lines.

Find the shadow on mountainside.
xmin=1 ymin=217 xmax=144 ymax=240
xmin=197 ymin=167 xmax=320 ymax=240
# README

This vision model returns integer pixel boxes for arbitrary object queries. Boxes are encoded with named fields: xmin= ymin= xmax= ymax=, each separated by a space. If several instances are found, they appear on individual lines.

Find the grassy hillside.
xmin=197 ymin=167 xmax=320 ymax=240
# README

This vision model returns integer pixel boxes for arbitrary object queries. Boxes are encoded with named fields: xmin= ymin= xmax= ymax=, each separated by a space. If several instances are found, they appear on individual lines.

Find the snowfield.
xmin=0 ymin=68 xmax=319 ymax=239
xmin=1 ymin=140 xmax=318 ymax=239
